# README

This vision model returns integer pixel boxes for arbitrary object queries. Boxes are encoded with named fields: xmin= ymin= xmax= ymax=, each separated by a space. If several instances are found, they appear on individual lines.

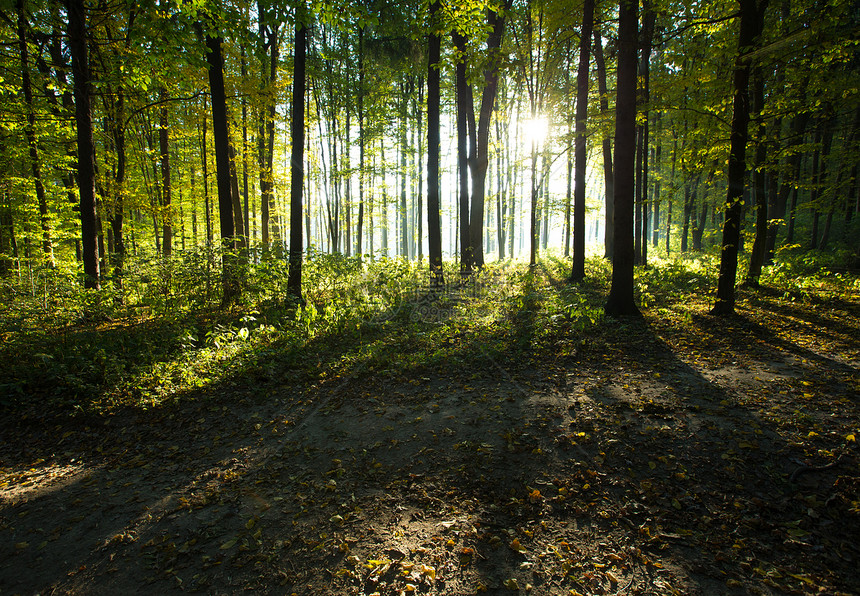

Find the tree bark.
xmin=288 ymin=11 xmax=306 ymax=301
xmin=468 ymin=5 xmax=509 ymax=270
xmin=594 ymin=30 xmax=614 ymax=260
xmin=426 ymin=0 xmax=444 ymax=285
xmin=745 ymin=68 xmax=769 ymax=285
xmin=18 ymin=0 xmax=54 ymax=265
xmin=712 ymin=0 xmax=769 ymax=315
xmin=205 ymin=33 xmax=239 ymax=304
xmin=453 ymin=32 xmax=473 ymax=273
xmin=158 ymin=95 xmax=173 ymax=257
xmin=66 ymin=0 xmax=99 ymax=289
xmin=258 ymin=5 xmax=279 ymax=255
xmin=605 ymin=0 xmax=639 ymax=317
xmin=570 ymin=0 xmax=594 ymax=281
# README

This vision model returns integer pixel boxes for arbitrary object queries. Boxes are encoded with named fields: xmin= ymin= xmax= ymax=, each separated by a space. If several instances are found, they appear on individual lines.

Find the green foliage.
xmin=760 ymin=244 xmax=860 ymax=302
xmin=2 ymin=250 xmax=858 ymax=420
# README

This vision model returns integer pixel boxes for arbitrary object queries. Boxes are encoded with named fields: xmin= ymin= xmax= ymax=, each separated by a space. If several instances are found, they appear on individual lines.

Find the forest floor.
xmin=1 ymin=264 xmax=859 ymax=595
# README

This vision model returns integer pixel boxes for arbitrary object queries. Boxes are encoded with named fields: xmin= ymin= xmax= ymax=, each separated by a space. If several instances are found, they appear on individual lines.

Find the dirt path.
xmin=2 ymin=299 xmax=858 ymax=595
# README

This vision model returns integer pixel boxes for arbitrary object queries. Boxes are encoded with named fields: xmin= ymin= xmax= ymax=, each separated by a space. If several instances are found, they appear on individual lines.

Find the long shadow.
xmin=1 ymin=276 xmax=857 ymax=595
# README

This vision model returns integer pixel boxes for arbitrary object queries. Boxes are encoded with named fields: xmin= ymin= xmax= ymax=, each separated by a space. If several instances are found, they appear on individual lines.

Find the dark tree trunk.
xmin=681 ymin=180 xmax=692 ymax=252
xmin=426 ymin=0 xmax=444 ymax=285
xmin=453 ymin=31 xmax=473 ymax=273
xmin=810 ymin=123 xmax=833 ymax=250
xmin=634 ymin=124 xmax=644 ymax=263
xmin=746 ymin=68 xmax=769 ymax=285
xmin=201 ymin=98 xmax=213 ymax=246
xmin=766 ymin=112 xmax=808 ymax=261
xmin=570 ymin=0 xmax=594 ymax=281
xmin=399 ymin=81 xmax=410 ymax=258
xmin=469 ymin=5 xmax=509 ymax=269
xmin=356 ymin=26 xmax=365 ymax=256
xmin=205 ymin=33 xmax=239 ymax=304
xmin=66 ymin=0 xmax=99 ymax=289
xmin=18 ymin=0 xmax=54 ymax=265
xmin=712 ymin=0 xmax=769 ymax=315
xmin=605 ymin=0 xmax=639 ymax=317
xmin=594 ymin=30 xmax=614 ymax=260
xmin=416 ymin=77 xmax=424 ymax=260
xmin=110 ymin=92 xmax=126 ymax=292
xmin=240 ymin=44 xmax=250 ymax=243
xmin=635 ymin=8 xmax=656 ymax=266
xmin=652 ymin=141 xmax=661 ymax=247
xmin=159 ymin=95 xmax=173 ymax=257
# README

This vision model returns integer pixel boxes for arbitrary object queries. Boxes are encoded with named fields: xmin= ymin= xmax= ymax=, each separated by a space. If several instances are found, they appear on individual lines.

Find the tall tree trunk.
xmin=240 ymin=43 xmax=250 ymax=244
xmin=570 ymin=0 xmax=594 ymax=281
xmin=453 ymin=31 xmax=473 ymax=272
xmin=635 ymin=7 xmax=656 ymax=266
xmin=416 ymin=78 xmax=424 ymax=260
xmin=426 ymin=0 xmax=444 ymax=285
xmin=594 ymin=30 xmax=614 ymax=260
xmin=258 ymin=8 xmax=279 ymax=255
xmin=201 ymin=99 xmax=213 ymax=246
xmin=205 ymin=33 xmax=240 ymax=304
xmin=18 ymin=0 xmax=54 ymax=265
xmin=288 ymin=12 xmax=306 ymax=300
xmin=712 ymin=0 xmax=769 ymax=315
xmin=810 ymin=122 xmax=833 ymax=250
xmin=634 ymin=124 xmax=644 ymax=263
xmin=159 ymin=95 xmax=173 ymax=257
xmin=746 ymin=68 xmax=769 ymax=285
xmin=766 ymin=111 xmax=807 ymax=261
xmin=605 ymin=0 xmax=639 ymax=316
xmin=66 ymin=0 xmax=99 ymax=289
xmin=468 ymin=4 xmax=509 ymax=269
xmin=400 ymin=81 xmax=410 ymax=258
xmin=356 ymin=26 xmax=365 ymax=256
xmin=110 ymin=92 xmax=126 ymax=293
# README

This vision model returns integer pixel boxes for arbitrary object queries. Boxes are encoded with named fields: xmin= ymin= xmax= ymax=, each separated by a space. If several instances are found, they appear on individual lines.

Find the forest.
xmin=0 ymin=0 xmax=858 ymax=594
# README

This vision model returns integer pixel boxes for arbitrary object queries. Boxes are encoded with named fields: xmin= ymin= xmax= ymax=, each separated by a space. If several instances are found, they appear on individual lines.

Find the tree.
xmin=604 ymin=0 xmax=639 ymax=317
xmin=66 ymin=0 xmax=100 ymax=289
xmin=17 ymin=0 xmax=54 ymax=266
xmin=426 ymin=0 xmax=444 ymax=285
xmin=569 ymin=0 xmax=594 ymax=281
xmin=204 ymin=32 xmax=239 ymax=303
xmin=594 ymin=28 xmax=614 ymax=260
xmin=287 ymin=7 xmax=307 ymax=301
xmin=712 ymin=0 xmax=769 ymax=316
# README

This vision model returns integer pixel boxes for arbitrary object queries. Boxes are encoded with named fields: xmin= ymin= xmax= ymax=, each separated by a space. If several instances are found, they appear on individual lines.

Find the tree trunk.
xmin=570 ymin=0 xmax=594 ymax=281
xmin=287 ymin=17 xmax=304 ymax=281
xmin=356 ymin=25 xmax=365 ymax=256
xmin=605 ymin=0 xmax=639 ymax=317
xmin=810 ymin=123 xmax=833 ymax=250
xmin=468 ymin=5 xmax=509 ymax=269
xmin=416 ymin=77 xmax=424 ymax=260
xmin=18 ymin=0 xmax=54 ymax=265
xmin=712 ymin=0 xmax=769 ymax=315
xmin=205 ymin=33 xmax=239 ymax=304
xmin=594 ymin=30 xmax=614 ymax=260
xmin=258 ymin=7 xmax=279 ymax=255
xmin=426 ymin=0 xmax=444 ymax=285
xmin=745 ymin=68 xmax=769 ymax=285
xmin=158 ymin=95 xmax=173 ymax=257
xmin=66 ymin=0 xmax=99 ymax=289
xmin=766 ymin=111 xmax=808 ymax=261
xmin=453 ymin=31 xmax=473 ymax=273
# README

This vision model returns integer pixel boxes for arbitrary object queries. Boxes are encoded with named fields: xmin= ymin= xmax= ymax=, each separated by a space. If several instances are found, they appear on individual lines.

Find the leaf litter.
xmin=0 ymin=276 xmax=858 ymax=595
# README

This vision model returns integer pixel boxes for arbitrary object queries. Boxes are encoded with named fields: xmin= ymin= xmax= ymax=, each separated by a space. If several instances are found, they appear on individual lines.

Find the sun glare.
xmin=523 ymin=116 xmax=550 ymax=147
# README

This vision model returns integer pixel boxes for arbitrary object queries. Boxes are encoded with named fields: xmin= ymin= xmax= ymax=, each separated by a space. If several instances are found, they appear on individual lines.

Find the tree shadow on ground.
xmin=1 ymin=280 xmax=857 ymax=595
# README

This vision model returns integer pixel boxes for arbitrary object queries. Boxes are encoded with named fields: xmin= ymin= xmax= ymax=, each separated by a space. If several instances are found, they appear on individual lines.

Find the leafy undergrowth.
xmin=1 ymin=255 xmax=858 ymax=595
